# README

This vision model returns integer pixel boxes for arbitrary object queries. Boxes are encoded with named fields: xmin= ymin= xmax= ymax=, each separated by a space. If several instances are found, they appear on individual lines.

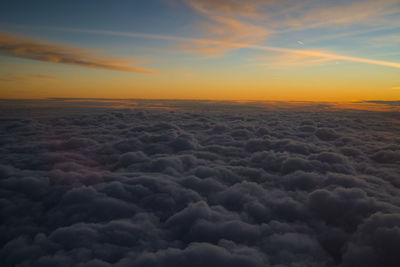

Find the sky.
xmin=0 ymin=0 xmax=400 ymax=101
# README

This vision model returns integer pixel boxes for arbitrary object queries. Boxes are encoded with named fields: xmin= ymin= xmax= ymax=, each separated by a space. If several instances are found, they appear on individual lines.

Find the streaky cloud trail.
xmin=5 ymin=24 xmax=400 ymax=69
xmin=0 ymin=32 xmax=156 ymax=74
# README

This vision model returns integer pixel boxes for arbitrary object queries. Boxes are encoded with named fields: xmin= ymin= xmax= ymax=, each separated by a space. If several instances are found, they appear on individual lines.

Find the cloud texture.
xmin=0 ymin=100 xmax=399 ymax=266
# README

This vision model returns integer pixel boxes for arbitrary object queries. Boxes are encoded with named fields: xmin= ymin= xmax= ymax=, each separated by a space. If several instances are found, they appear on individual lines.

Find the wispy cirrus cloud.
xmin=184 ymin=0 xmax=400 ymax=31
xmin=280 ymin=0 xmax=400 ymax=31
xmin=250 ymin=52 xmax=335 ymax=68
xmin=181 ymin=0 xmax=270 ymax=56
xmin=0 ymin=33 xmax=156 ymax=74
xmin=3 ymin=25 xmax=400 ymax=69
xmin=184 ymin=0 xmax=263 ymax=17
xmin=180 ymin=0 xmax=400 ymax=60
xmin=249 ymin=45 xmax=400 ymax=68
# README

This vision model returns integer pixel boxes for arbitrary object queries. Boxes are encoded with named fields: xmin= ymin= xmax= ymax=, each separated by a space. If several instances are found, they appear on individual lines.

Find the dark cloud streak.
xmin=0 ymin=33 xmax=156 ymax=74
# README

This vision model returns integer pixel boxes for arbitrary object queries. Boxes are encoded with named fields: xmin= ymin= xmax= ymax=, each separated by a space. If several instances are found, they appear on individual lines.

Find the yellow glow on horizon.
xmin=1 ymin=74 xmax=399 ymax=102
xmin=1 ymin=30 xmax=399 ymax=102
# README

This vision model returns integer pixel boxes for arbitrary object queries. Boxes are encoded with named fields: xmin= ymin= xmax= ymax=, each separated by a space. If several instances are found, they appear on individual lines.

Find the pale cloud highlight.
xmin=250 ymin=53 xmax=334 ymax=68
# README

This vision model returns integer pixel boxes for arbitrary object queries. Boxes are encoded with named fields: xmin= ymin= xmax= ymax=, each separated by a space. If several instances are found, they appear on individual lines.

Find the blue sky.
xmin=0 ymin=0 xmax=400 ymax=100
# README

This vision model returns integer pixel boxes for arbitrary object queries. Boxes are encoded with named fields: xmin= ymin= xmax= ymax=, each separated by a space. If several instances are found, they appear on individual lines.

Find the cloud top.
xmin=0 ymin=100 xmax=399 ymax=266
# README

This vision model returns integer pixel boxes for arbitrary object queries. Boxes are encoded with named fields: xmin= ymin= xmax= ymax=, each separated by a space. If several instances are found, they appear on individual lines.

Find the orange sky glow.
xmin=0 ymin=0 xmax=399 ymax=103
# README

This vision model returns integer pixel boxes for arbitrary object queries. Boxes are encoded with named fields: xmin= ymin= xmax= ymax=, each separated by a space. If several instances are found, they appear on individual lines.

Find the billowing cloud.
xmin=1 ymin=99 xmax=400 ymax=266
xmin=0 ymin=33 xmax=156 ymax=74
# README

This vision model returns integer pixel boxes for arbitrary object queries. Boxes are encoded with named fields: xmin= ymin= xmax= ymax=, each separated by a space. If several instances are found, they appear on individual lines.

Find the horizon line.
xmin=0 ymin=97 xmax=399 ymax=103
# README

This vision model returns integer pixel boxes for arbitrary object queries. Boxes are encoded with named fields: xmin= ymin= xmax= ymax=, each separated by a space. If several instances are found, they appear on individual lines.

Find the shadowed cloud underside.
xmin=0 ymin=100 xmax=399 ymax=267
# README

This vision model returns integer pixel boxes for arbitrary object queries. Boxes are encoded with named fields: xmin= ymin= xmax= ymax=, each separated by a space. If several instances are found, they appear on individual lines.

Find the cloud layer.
xmin=0 ymin=33 xmax=156 ymax=74
xmin=0 ymin=100 xmax=399 ymax=266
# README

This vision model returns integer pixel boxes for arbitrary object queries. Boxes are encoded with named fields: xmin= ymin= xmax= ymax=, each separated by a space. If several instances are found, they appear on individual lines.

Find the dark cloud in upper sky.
xmin=0 ymin=100 xmax=399 ymax=267
xmin=0 ymin=33 xmax=156 ymax=74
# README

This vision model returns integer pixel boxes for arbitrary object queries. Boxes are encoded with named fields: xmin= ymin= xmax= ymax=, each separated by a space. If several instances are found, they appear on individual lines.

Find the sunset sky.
xmin=1 ymin=0 xmax=400 ymax=101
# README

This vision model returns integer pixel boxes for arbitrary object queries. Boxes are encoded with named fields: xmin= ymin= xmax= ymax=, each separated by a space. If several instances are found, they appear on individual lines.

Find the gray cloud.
xmin=0 ymin=100 xmax=399 ymax=266
xmin=0 ymin=33 xmax=156 ymax=74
